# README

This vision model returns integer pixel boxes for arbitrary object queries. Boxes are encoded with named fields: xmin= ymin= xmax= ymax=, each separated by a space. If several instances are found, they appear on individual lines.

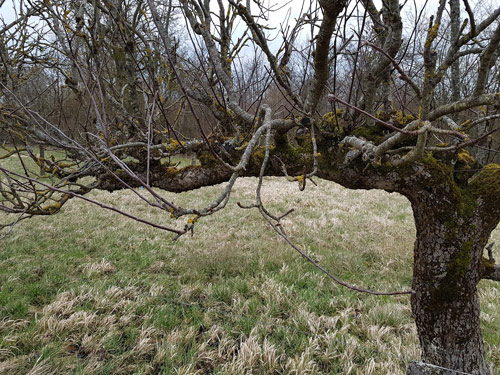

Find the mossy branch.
xmin=481 ymin=244 xmax=500 ymax=281
xmin=429 ymin=93 xmax=500 ymax=121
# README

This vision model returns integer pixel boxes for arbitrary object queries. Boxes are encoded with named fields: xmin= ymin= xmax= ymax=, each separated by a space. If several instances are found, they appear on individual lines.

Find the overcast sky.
xmin=0 ymin=0 xmax=491 ymax=47
xmin=0 ymin=0 xmax=435 ymax=26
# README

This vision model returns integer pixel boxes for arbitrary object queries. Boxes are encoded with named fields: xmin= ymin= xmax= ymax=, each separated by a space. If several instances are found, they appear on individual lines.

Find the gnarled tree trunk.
xmin=320 ymin=157 xmax=500 ymax=375
xmin=407 ymin=186 xmax=493 ymax=374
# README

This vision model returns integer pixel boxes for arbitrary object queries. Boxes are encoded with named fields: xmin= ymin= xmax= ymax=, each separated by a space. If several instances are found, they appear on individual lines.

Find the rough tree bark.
xmin=405 ymin=166 xmax=499 ymax=375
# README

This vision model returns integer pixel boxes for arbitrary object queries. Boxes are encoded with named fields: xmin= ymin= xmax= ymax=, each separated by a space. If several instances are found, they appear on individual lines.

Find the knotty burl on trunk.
xmin=317 ymin=143 xmax=500 ymax=374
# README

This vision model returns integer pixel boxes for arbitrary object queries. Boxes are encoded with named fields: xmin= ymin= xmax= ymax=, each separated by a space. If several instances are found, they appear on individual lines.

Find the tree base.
xmin=407 ymin=361 xmax=472 ymax=375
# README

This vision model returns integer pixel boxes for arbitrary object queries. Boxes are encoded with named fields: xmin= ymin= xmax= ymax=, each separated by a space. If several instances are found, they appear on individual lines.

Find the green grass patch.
xmin=0 ymin=177 xmax=498 ymax=374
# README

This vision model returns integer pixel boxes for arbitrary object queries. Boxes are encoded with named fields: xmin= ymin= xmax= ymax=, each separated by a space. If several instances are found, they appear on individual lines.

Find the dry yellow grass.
xmin=0 ymin=177 xmax=498 ymax=374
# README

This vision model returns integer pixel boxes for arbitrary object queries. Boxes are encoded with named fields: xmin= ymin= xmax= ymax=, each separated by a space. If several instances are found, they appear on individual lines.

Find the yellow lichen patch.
xmin=457 ymin=149 xmax=476 ymax=169
xmin=57 ymin=161 xmax=74 ymax=168
xmin=162 ymin=138 xmax=186 ymax=152
xmin=169 ymin=138 xmax=185 ymax=147
xmin=322 ymin=112 xmax=335 ymax=123
xmin=0 ymin=146 xmax=26 ymax=159
xmin=393 ymin=111 xmax=415 ymax=127
xmin=425 ymin=23 xmax=440 ymax=48
xmin=187 ymin=215 xmax=198 ymax=225
xmin=41 ymin=201 xmax=62 ymax=214
xmin=479 ymin=163 xmax=500 ymax=171
xmin=212 ymin=100 xmax=235 ymax=118
xmin=320 ymin=111 xmax=344 ymax=138
xmin=167 ymin=207 xmax=175 ymax=218
xmin=460 ymin=119 xmax=471 ymax=129
xmin=165 ymin=167 xmax=179 ymax=177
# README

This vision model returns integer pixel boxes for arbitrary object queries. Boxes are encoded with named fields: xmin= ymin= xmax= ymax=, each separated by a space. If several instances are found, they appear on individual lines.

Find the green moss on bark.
xmin=448 ymin=241 xmax=473 ymax=278
xmin=351 ymin=126 xmax=385 ymax=144
xmin=319 ymin=110 xmax=345 ymax=140
xmin=197 ymin=151 xmax=218 ymax=167
xmin=468 ymin=164 xmax=500 ymax=197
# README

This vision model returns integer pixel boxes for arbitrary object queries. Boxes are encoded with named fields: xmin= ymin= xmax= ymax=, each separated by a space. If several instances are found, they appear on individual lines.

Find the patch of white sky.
xmin=1 ymin=0 xmax=21 ymax=23
xmin=0 ymin=0 xmax=493 ymax=53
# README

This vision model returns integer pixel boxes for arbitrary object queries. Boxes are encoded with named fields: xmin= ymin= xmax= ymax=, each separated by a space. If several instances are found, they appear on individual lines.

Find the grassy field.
xmin=0 ymin=175 xmax=499 ymax=374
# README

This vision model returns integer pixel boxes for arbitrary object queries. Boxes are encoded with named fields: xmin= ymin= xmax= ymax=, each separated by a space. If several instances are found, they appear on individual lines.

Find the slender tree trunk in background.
xmin=475 ymin=106 xmax=491 ymax=166
xmin=39 ymin=145 xmax=45 ymax=176
xmin=381 ymin=69 xmax=392 ymax=112
xmin=449 ymin=0 xmax=461 ymax=105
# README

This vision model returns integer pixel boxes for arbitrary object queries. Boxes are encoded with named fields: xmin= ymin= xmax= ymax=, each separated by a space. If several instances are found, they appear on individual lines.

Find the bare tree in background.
xmin=2 ymin=0 xmax=500 ymax=373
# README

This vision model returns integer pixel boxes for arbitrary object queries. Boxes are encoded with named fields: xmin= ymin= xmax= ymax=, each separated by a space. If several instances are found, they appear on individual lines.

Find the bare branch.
xmin=473 ymin=21 xmax=500 ymax=96
xmin=481 ymin=243 xmax=500 ymax=281
xmin=462 ymin=0 xmax=476 ymax=35
xmin=429 ymin=93 xmax=500 ymax=121
xmin=303 ymin=0 xmax=347 ymax=113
